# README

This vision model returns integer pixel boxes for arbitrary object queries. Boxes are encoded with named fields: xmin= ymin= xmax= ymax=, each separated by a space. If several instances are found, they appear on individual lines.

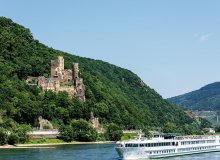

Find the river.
xmin=0 ymin=144 xmax=220 ymax=160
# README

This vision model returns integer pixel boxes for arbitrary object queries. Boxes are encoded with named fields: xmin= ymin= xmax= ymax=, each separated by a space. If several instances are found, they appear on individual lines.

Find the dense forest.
xmin=0 ymin=17 xmax=210 ymax=143
xmin=168 ymin=82 xmax=220 ymax=113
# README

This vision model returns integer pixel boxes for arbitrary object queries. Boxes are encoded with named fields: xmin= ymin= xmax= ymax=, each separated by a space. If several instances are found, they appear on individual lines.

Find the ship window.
xmin=140 ymin=144 xmax=144 ymax=147
xmin=132 ymin=144 xmax=138 ymax=147
xmin=126 ymin=144 xmax=132 ymax=147
xmin=145 ymin=143 xmax=148 ymax=147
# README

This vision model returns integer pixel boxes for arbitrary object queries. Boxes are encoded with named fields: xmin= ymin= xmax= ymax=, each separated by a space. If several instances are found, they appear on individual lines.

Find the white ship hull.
xmin=115 ymin=135 xmax=220 ymax=159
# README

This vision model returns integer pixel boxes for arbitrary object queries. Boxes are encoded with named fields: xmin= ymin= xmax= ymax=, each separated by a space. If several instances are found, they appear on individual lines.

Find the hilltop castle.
xmin=27 ymin=56 xmax=85 ymax=101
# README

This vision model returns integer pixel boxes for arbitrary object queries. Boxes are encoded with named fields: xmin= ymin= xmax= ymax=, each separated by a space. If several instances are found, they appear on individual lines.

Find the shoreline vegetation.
xmin=0 ymin=141 xmax=115 ymax=149
xmin=0 ymin=132 xmax=135 ymax=149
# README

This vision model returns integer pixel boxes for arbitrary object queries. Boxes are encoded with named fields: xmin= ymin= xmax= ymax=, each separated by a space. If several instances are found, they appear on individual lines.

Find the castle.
xmin=27 ymin=56 xmax=85 ymax=101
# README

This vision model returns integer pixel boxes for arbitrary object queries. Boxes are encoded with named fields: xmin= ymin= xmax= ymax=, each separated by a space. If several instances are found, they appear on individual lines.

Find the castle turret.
xmin=73 ymin=63 xmax=79 ymax=79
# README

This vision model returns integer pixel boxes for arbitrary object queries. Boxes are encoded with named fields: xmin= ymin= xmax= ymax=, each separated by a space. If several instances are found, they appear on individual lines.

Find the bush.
xmin=13 ymin=124 xmax=32 ymax=143
xmin=8 ymin=133 xmax=19 ymax=145
xmin=0 ymin=128 xmax=8 ymax=145
xmin=71 ymin=119 xmax=98 ymax=142
xmin=105 ymin=123 xmax=123 ymax=141
xmin=58 ymin=119 xmax=98 ymax=142
xmin=58 ymin=125 xmax=73 ymax=142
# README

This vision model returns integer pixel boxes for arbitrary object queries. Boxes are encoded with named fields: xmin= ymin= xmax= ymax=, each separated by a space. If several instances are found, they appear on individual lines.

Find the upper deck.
xmin=117 ymin=133 xmax=220 ymax=147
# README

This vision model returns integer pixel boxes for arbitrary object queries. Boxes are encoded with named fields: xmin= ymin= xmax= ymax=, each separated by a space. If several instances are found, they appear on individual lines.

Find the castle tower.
xmin=58 ymin=56 xmax=64 ymax=71
xmin=73 ymin=63 xmax=79 ymax=79
xmin=51 ymin=56 xmax=64 ymax=79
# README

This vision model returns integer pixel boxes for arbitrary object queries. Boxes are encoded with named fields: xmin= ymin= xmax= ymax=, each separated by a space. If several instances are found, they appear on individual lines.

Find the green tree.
xmin=162 ymin=122 xmax=177 ymax=133
xmin=71 ymin=119 xmax=98 ymax=142
xmin=13 ymin=124 xmax=32 ymax=143
xmin=8 ymin=132 xmax=19 ymax=145
xmin=105 ymin=123 xmax=123 ymax=141
xmin=0 ymin=128 xmax=8 ymax=145
xmin=58 ymin=125 xmax=73 ymax=142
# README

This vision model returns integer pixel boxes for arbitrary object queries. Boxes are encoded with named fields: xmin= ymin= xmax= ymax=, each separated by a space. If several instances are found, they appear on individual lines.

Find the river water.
xmin=0 ymin=144 xmax=220 ymax=160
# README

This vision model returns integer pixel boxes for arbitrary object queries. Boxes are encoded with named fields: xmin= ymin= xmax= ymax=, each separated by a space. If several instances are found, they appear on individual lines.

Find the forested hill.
xmin=168 ymin=82 xmax=220 ymax=113
xmin=0 ymin=17 xmax=204 ymax=134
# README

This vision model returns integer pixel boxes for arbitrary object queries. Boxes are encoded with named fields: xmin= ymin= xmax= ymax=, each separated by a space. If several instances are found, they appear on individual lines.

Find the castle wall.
xmin=75 ymin=78 xmax=85 ymax=101
xmin=59 ymin=86 xmax=75 ymax=97
xmin=62 ymin=69 xmax=73 ymax=83
xmin=29 ymin=56 xmax=85 ymax=101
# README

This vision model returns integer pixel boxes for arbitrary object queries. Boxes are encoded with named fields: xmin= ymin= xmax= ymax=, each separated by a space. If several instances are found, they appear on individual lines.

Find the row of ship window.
xmin=181 ymin=140 xmax=215 ymax=145
xmin=178 ymin=146 xmax=216 ymax=152
xmin=148 ymin=149 xmax=175 ymax=155
xmin=125 ymin=142 xmax=175 ymax=148
xmin=148 ymin=146 xmax=216 ymax=155
xmin=125 ymin=140 xmax=216 ymax=148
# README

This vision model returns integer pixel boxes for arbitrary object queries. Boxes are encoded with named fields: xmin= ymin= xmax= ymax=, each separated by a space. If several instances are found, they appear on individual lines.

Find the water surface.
xmin=0 ymin=144 xmax=220 ymax=160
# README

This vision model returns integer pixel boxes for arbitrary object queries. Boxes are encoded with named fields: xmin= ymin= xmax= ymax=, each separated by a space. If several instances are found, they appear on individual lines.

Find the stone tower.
xmin=51 ymin=56 xmax=64 ymax=79
xmin=73 ymin=63 xmax=79 ymax=79
xmin=58 ymin=56 xmax=64 ymax=70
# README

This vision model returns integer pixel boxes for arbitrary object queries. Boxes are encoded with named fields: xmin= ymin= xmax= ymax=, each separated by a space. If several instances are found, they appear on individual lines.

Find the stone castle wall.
xmin=28 ymin=56 xmax=85 ymax=101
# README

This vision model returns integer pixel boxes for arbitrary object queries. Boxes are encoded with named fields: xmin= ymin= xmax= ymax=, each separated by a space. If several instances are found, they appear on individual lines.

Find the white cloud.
xmin=199 ymin=33 xmax=213 ymax=42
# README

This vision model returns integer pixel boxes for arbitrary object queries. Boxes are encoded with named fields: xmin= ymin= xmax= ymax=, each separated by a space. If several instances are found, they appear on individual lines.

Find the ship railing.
xmin=175 ymin=135 xmax=216 ymax=140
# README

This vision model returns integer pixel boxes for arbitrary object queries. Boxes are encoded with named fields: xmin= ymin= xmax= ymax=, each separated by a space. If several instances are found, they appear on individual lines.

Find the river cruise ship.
xmin=115 ymin=133 xmax=220 ymax=159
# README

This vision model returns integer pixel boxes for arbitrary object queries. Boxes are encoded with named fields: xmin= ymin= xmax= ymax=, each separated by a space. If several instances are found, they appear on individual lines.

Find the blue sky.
xmin=1 ymin=0 xmax=220 ymax=98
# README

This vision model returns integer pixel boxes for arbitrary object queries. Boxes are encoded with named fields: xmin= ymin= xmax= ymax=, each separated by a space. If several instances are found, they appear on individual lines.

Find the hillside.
xmin=0 ymin=17 xmax=204 ymax=136
xmin=168 ymin=82 xmax=220 ymax=113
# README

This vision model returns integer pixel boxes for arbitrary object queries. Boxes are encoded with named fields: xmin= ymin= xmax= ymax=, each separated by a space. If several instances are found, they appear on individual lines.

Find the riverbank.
xmin=0 ymin=144 xmax=55 ymax=149
xmin=0 ymin=141 xmax=115 ymax=148
xmin=18 ymin=141 xmax=115 ymax=146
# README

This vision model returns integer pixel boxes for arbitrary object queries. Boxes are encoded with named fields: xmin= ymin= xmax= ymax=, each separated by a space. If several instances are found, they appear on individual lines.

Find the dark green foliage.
xmin=168 ymin=82 xmax=220 ymax=112
xmin=0 ymin=16 xmax=204 ymax=140
xmin=200 ymin=118 xmax=212 ymax=128
xmin=0 ymin=128 xmax=8 ymax=145
xmin=58 ymin=125 xmax=73 ymax=142
xmin=71 ymin=119 xmax=98 ymax=142
xmin=105 ymin=123 xmax=123 ymax=141
xmin=13 ymin=124 xmax=32 ymax=143
xmin=162 ymin=122 xmax=177 ymax=133
xmin=8 ymin=133 xmax=19 ymax=145
xmin=215 ymin=125 xmax=220 ymax=132
xmin=58 ymin=119 xmax=98 ymax=142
